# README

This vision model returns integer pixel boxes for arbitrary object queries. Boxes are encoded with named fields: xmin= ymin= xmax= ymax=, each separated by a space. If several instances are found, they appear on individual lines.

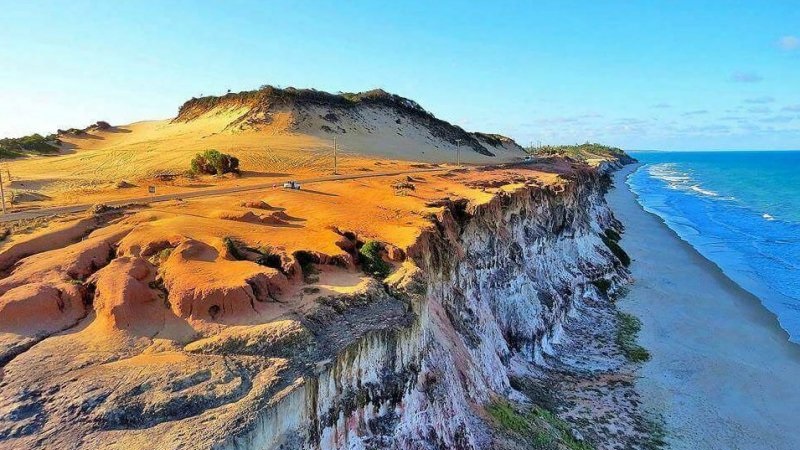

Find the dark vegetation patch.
xmin=591 ymin=278 xmax=612 ymax=295
xmin=600 ymin=229 xmax=630 ymax=267
xmin=616 ymin=312 xmax=650 ymax=363
xmin=604 ymin=228 xmax=621 ymax=242
xmin=255 ymin=247 xmax=282 ymax=270
xmin=190 ymin=149 xmax=240 ymax=175
xmin=294 ymin=250 xmax=319 ymax=283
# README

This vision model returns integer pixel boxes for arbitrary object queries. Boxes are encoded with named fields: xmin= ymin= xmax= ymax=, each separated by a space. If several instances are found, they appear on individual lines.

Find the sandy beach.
xmin=608 ymin=164 xmax=800 ymax=450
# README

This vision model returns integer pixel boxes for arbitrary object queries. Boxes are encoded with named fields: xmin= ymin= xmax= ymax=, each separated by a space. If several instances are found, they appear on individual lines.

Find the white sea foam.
xmin=647 ymin=163 xmax=722 ymax=198
xmin=690 ymin=185 xmax=719 ymax=197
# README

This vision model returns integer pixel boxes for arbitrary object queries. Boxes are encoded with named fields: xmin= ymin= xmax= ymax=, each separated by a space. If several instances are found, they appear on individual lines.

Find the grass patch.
xmin=486 ymin=399 xmax=593 ymax=450
xmin=616 ymin=311 xmax=650 ymax=363
xmin=358 ymin=240 xmax=390 ymax=279
xmin=532 ymin=407 xmax=593 ymax=450
xmin=157 ymin=247 xmax=173 ymax=262
xmin=487 ymin=399 xmax=531 ymax=434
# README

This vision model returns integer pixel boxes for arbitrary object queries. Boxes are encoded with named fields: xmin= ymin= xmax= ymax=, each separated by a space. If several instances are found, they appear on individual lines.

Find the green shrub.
xmin=616 ymin=311 xmax=650 ymax=363
xmin=190 ymin=149 xmax=240 ymax=175
xmin=359 ymin=240 xmax=390 ymax=278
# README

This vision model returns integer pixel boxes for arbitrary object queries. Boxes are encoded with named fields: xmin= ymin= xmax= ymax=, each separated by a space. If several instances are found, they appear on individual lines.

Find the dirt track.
xmin=0 ymin=167 xmax=448 ymax=223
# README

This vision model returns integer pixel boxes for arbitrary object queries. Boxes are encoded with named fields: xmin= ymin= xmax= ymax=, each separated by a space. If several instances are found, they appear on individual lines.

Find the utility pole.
xmin=333 ymin=137 xmax=338 ymax=175
xmin=0 ymin=170 xmax=6 ymax=215
xmin=455 ymin=139 xmax=462 ymax=166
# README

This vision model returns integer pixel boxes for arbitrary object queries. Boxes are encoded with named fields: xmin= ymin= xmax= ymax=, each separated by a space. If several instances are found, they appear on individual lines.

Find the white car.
xmin=283 ymin=181 xmax=301 ymax=189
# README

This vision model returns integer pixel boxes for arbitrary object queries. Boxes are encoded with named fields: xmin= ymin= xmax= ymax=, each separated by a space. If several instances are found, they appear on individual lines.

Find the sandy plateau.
xmin=0 ymin=160 xmax=585 ymax=448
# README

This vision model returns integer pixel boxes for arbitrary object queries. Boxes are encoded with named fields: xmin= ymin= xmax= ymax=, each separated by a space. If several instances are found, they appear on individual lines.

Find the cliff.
xmin=0 ymin=155 xmax=649 ymax=449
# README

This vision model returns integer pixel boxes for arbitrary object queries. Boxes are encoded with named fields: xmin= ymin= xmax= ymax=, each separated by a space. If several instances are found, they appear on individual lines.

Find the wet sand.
xmin=608 ymin=164 xmax=800 ymax=450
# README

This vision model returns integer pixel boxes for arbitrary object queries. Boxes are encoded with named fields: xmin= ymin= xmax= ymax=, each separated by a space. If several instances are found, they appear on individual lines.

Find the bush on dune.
xmin=0 ymin=133 xmax=60 ymax=159
xmin=190 ymin=149 xmax=240 ymax=175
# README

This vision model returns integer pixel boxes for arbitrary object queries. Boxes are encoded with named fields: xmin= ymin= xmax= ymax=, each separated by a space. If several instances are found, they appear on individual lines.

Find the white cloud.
xmin=747 ymin=106 xmax=771 ymax=114
xmin=743 ymin=96 xmax=775 ymax=104
xmin=681 ymin=109 xmax=709 ymax=116
xmin=778 ymin=35 xmax=800 ymax=51
xmin=731 ymin=71 xmax=763 ymax=83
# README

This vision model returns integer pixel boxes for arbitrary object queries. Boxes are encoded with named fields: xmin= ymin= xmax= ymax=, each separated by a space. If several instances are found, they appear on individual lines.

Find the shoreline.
xmin=608 ymin=164 xmax=800 ymax=450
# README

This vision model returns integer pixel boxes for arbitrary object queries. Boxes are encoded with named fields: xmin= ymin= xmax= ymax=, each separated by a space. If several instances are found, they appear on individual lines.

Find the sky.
xmin=1 ymin=0 xmax=798 ymax=150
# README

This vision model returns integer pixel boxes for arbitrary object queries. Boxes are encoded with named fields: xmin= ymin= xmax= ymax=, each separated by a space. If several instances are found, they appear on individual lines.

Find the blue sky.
xmin=1 ymin=0 xmax=798 ymax=150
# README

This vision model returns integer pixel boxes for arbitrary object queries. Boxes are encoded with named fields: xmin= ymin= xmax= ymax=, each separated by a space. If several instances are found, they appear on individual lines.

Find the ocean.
xmin=626 ymin=150 xmax=800 ymax=343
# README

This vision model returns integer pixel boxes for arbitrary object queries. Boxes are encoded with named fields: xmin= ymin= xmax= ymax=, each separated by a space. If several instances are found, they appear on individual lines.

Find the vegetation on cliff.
xmin=487 ymin=399 xmax=593 ymax=450
xmin=616 ymin=312 xmax=651 ymax=363
xmin=529 ymin=142 xmax=636 ymax=165
xmin=359 ymin=240 xmax=391 ymax=279
xmin=601 ymin=228 xmax=631 ymax=267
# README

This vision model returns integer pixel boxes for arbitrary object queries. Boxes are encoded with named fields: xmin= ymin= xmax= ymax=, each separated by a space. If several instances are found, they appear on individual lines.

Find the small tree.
xmin=190 ymin=149 xmax=240 ymax=175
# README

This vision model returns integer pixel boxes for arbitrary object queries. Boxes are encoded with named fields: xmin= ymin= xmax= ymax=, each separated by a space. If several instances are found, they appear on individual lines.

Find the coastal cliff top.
xmin=0 ymin=152 xmax=624 ymax=448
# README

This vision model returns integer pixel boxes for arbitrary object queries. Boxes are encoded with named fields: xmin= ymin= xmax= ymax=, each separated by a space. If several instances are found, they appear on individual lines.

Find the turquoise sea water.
xmin=627 ymin=151 xmax=800 ymax=343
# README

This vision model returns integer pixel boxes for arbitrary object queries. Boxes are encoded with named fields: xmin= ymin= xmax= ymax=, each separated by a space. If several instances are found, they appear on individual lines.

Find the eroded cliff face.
xmin=224 ymin=169 xmax=628 ymax=449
